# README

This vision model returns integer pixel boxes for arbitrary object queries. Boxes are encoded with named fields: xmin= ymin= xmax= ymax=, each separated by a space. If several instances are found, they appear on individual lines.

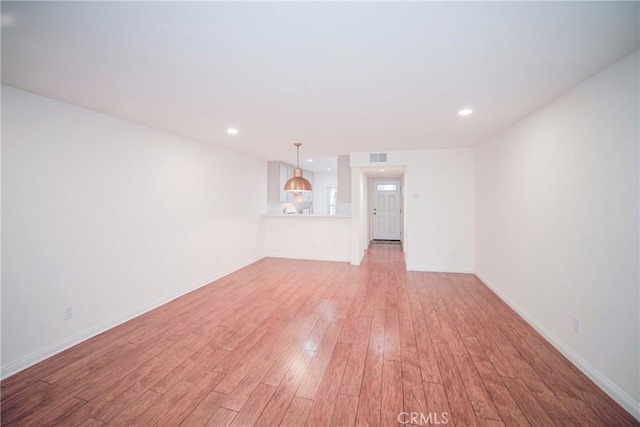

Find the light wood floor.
xmin=1 ymin=243 xmax=637 ymax=426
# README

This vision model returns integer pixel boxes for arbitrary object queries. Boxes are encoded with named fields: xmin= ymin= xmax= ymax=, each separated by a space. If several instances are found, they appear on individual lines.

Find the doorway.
xmin=371 ymin=179 xmax=402 ymax=241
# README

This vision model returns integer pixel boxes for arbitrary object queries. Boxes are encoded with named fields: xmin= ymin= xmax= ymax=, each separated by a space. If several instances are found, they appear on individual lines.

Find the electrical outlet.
xmin=64 ymin=307 xmax=73 ymax=320
xmin=573 ymin=317 xmax=581 ymax=334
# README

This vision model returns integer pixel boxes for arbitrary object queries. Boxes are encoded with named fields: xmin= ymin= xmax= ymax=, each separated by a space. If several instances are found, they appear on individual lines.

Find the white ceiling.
xmin=1 ymin=2 xmax=638 ymax=169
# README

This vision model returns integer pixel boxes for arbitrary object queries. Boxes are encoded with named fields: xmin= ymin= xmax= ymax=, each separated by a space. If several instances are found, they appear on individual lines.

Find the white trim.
xmin=475 ymin=271 xmax=640 ymax=421
xmin=265 ymin=253 xmax=350 ymax=263
xmin=407 ymin=265 xmax=474 ymax=274
xmin=0 ymin=256 xmax=264 ymax=380
xmin=350 ymin=247 xmax=367 ymax=266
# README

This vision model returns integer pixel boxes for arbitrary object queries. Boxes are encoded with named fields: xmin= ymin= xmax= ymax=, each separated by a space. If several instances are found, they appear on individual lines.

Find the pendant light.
xmin=284 ymin=143 xmax=313 ymax=192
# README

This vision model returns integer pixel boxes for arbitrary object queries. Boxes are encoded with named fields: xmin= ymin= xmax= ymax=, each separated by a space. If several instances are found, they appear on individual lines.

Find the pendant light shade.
xmin=284 ymin=143 xmax=313 ymax=192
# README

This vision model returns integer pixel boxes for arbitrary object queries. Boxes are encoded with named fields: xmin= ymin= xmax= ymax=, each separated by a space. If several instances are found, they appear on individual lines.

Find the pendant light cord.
xmin=295 ymin=142 xmax=302 ymax=168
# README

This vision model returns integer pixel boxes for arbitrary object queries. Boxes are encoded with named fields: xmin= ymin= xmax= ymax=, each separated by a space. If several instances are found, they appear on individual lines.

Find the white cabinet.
xmin=279 ymin=163 xmax=293 ymax=202
xmin=302 ymin=170 xmax=314 ymax=202
xmin=337 ymin=155 xmax=351 ymax=203
xmin=267 ymin=162 xmax=280 ymax=203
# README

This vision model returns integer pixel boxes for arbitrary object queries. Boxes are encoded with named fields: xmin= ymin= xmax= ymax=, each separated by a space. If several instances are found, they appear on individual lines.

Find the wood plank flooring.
xmin=2 ymin=244 xmax=637 ymax=426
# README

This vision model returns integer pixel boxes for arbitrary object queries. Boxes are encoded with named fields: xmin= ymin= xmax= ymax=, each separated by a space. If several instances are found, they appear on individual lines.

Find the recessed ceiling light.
xmin=227 ymin=128 xmax=239 ymax=135
xmin=380 ymin=169 xmax=385 ymax=172
xmin=328 ymin=168 xmax=332 ymax=171
xmin=307 ymin=158 xmax=313 ymax=162
xmin=458 ymin=109 xmax=473 ymax=116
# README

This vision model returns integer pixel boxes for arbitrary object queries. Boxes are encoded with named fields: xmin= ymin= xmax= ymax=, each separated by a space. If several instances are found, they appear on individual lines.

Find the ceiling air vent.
xmin=369 ymin=153 xmax=388 ymax=163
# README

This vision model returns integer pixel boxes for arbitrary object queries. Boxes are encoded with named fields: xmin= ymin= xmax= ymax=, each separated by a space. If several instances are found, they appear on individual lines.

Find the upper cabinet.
xmin=302 ymin=170 xmax=314 ymax=202
xmin=267 ymin=161 xmax=314 ymax=203
xmin=267 ymin=162 xmax=279 ymax=203
xmin=279 ymin=163 xmax=292 ymax=202
xmin=337 ymin=155 xmax=351 ymax=203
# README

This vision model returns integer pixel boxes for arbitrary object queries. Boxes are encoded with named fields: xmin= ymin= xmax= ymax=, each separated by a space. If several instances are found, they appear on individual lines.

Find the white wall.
xmin=350 ymin=167 xmax=367 ymax=265
xmin=312 ymin=171 xmax=338 ymax=215
xmin=350 ymin=149 xmax=475 ymax=272
xmin=475 ymin=51 xmax=639 ymax=417
xmin=1 ymin=86 xmax=267 ymax=377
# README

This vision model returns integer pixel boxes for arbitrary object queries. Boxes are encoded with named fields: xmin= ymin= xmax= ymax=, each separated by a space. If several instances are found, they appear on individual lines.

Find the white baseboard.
xmin=351 ymin=248 xmax=367 ymax=266
xmin=0 ymin=256 xmax=264 ymax=380
xmin=265 ymin=252 xmax=350 ymax=263
xmin=475 ymin=271 xmax=640 ymax=421
xmin=407 ymin=265 xmax=474 ymax=274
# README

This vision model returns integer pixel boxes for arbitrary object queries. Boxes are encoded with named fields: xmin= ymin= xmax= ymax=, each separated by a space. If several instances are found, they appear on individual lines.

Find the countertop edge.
xmin=262 ymin=214 xmax=352 ymax=219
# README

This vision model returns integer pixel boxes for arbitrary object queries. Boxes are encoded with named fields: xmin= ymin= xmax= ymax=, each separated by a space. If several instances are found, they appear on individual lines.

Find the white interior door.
xmin=372 ymin=180 xmax=402 ymax=240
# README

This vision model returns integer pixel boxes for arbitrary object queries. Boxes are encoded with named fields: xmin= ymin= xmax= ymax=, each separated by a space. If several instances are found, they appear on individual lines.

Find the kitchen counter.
xmin=262 ymin=214 xmax=351 ymax=218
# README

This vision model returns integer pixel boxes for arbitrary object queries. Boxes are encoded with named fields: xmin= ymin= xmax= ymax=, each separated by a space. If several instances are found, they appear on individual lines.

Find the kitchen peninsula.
xmin=263 ymin=157 xmax=352 ymax=262
xmin=261 ymin=214 xmax=351 ymax=262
